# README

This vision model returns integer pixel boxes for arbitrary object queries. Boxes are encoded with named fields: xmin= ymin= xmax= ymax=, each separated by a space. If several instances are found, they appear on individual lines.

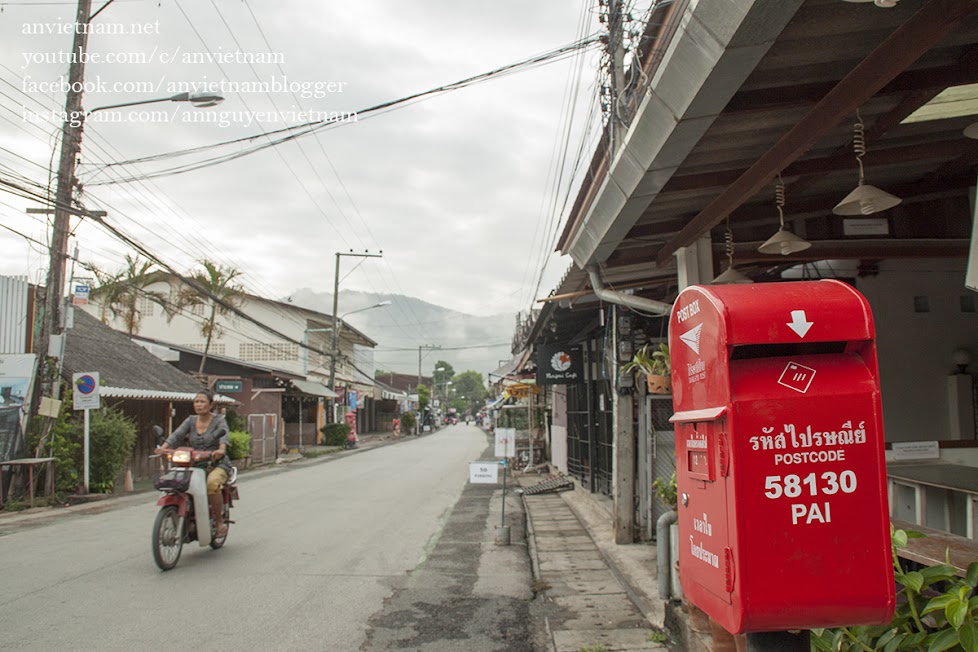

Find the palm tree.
xmin=90 ymin=255 xmax=171 ymax=335
xmin=180 ymin=260 xmax=243 ymax=373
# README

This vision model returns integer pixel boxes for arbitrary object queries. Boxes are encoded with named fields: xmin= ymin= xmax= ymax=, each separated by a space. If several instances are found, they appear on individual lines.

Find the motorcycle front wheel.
xmin=152 ymin=506 xmax=183 ymax=571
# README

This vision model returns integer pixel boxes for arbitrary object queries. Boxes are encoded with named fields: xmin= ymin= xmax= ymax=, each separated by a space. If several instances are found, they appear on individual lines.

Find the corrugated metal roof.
xmin=100 ymin=386 xmax=236 ymax=403
xmin=0 ymin=276 xmax=29 ymax=354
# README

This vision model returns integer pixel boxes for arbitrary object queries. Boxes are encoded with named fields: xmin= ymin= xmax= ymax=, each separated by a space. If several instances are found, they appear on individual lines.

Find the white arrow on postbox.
xmin=787 ymin=310 xmax=813 ymax=338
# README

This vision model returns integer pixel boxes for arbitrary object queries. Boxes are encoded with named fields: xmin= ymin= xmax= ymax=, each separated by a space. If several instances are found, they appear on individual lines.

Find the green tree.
xmin=180 ymin=260 xmax=243 ymax=373
xmin=432 ymin=361 xmax=454 ymax=386
xmin=451 ymin=370 xmax=486 ymax=413
xmin=91 ymin=255 xmax=172 ymax=335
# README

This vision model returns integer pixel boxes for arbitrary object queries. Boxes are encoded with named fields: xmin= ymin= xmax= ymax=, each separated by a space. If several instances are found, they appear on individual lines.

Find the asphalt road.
xmin=0 ymin=424 xmax=536 ymax=651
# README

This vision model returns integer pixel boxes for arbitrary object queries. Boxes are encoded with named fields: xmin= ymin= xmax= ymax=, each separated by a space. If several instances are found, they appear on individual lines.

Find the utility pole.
xmin=34 ymin=0 xmax=92 ymax=407
xmin=327 ymin=250 xmax=382 ymax=420
xmin=416 ymin=344 xmax=440 ymax=434
xmin=601 ymin=0 xmax=626 ymax=154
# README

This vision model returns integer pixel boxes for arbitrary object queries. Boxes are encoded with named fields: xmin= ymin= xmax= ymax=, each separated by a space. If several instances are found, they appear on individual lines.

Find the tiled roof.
xmin=62 ymin=310 xmax=206 ymax=397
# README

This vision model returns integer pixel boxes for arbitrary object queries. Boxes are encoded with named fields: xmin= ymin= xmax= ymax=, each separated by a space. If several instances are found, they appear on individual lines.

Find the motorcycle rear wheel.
xmin=210 ymin=501 xmax=230 ymax=549
xmin=152 ymin=506 xmax=183 ymax=571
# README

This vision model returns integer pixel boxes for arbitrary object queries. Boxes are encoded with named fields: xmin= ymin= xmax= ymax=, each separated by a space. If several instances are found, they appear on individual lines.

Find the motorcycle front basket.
xmin=154 ymin=469 xmax=192 ymax=492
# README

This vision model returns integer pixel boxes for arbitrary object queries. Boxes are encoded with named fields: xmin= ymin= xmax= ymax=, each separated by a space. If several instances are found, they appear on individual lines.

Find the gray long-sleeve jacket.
xmin=166 ymin=414 xmax=232 ymax=473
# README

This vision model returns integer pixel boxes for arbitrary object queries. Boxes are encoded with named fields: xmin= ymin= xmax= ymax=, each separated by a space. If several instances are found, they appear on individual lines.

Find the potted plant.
xmin=621 ymin=342 xmax=672 ymax=394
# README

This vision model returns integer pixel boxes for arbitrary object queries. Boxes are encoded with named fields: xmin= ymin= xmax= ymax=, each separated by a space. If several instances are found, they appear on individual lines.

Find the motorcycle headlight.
xmin=171 ymin=449 xmax=191 ymax=464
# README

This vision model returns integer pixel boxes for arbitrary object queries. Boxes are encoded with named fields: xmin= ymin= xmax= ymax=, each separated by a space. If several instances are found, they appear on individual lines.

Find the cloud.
xmin=0 ymin=0 xmax=596 ymax=327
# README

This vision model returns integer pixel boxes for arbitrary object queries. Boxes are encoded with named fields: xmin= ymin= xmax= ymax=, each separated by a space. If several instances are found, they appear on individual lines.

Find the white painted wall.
xmin=84 ymin=279 xmax=367 ymax=385
xmin=856 ymin=259 xmax=978 ymax=443
xmin=550 ymin=385 xmax=568 ymax=473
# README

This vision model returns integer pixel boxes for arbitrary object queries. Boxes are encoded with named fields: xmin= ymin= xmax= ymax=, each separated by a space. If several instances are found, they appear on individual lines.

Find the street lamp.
xmin=86 ymin=91 xmax=225 ymax=116
xmin=35 ymin=72 xmax=226 ymax=411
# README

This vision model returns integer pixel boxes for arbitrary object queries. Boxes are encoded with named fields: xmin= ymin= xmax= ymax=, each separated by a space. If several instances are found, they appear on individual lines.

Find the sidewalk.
xmin=516 ymin=470 xmax=717 ymax=652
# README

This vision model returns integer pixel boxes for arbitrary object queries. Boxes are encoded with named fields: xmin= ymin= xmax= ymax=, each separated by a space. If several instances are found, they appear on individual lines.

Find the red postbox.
xmin=668 ymin=280 xmax=894 ymax=634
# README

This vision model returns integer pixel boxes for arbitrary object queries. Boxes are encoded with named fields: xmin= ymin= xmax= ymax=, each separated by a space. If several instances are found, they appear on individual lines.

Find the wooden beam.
xmin=663 ymin=139 xmax=978 ymax=194
xmin=722 ymin=239 xmax=969 ymax=265
xmin=724 ymin=61 xmax=978 ymax=114
xmin=627 ymin=173 xmax=976 ymax=241
xmin=656 ymin=0 xmax=978 ymax=266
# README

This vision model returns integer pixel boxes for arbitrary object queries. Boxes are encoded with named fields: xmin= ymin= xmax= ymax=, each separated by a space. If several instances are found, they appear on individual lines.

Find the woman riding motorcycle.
xmin=156 ymin=389 xmax=230 ymax=537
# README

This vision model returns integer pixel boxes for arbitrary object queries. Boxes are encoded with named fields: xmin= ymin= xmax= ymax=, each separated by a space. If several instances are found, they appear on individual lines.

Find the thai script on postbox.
xmin=748 ymin=419 xmax=868 ymax=526
xmin=748 ymin=420 xmax=867 ymax=465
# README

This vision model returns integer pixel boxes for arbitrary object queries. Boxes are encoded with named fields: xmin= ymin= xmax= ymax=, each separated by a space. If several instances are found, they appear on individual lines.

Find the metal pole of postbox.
xmin=745 ymin=631 xmax=809 ymax=651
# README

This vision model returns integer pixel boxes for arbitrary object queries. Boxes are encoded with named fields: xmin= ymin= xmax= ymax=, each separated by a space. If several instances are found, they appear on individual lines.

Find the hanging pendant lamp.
xmin=833 ymin=112 xmax=902 ymax=216
xmin=713 ymin=221 xmax=753 ymax=284
xmin=759 ymin=177 xmax=811 ymax=256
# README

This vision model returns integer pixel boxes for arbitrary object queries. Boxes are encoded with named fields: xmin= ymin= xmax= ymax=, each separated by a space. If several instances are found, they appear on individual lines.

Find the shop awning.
xmin=291 ymin=379 xmax=339 ymax=399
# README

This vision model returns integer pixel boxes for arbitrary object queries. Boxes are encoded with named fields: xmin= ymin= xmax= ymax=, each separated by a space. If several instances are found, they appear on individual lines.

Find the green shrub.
xmin=27 ymin=392 xmax=78 ymax=495
xmin=83 ymin=407 xmax=137 ymax=493
xmin=320 ymin=423 xmax=350 ymax=446
xmin=224 ymin=409 xmax=246 ymax=432
xmin=228 ymin=430 xmax=251 ymax=460
xmin=28 ymin=396 xmax=136 ymax=494
xmin=400 ymin=412 xmax=416 ymax=431
xmin=812 ymin=525 xmax=978 ymax=652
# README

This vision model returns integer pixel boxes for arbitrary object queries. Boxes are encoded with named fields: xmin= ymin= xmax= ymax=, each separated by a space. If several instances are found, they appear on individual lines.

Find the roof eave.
xmin=564 ymin=0 xmax=804 ymax=268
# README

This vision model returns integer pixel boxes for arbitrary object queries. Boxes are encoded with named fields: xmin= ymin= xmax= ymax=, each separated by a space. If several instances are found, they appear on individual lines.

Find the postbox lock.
xmin=718 ymin=432 xmax=729 ymax=477
xmin=681 ymin=492 xmax=689 ymax=507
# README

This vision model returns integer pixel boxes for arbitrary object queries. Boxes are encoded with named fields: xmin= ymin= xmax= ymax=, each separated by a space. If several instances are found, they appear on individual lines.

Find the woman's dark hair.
xmin=196 ymin=388 xmax=216 ymax=404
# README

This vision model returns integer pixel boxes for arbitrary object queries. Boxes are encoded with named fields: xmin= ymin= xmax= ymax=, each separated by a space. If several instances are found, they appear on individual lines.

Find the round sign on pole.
xmin=72 ymin=371 xmax=101 ymax=410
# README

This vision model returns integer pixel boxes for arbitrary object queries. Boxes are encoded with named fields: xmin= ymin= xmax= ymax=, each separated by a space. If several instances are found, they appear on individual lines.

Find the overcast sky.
xmin=0 ymin=0 xmax=609 ymax=335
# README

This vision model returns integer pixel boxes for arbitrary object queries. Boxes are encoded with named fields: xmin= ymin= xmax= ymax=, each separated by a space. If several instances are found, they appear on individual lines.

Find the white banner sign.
xmin=892 ymin=441 xmax=940 ymax=461
xmin=495 ymin=427 xmax=516 ymax=458
xmin=469 ymin=462 xmax=499 ymax=484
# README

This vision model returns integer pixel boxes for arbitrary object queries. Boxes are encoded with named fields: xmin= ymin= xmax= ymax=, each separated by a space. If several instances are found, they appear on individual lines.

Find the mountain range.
xmin=283 ymin=288 xmax=517 ymax=381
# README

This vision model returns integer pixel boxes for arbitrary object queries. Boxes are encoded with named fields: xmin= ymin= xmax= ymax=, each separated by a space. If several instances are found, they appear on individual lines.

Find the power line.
xmin=87 ymin=35 xmax=602 ymax=184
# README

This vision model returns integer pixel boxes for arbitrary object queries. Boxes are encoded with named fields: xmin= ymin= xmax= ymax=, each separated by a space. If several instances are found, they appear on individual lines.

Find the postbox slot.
xmin=730 ymin=341 xmax=847 ymax=360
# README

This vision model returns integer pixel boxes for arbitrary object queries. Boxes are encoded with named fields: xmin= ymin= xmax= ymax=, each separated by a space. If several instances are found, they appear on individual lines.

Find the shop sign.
xmin=536 ymin=344 xmax=583 ymax=385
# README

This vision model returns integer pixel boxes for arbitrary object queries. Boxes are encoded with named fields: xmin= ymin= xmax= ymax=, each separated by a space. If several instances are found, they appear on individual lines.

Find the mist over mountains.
xmin=283 ymin=288 xmax=517 ymax=380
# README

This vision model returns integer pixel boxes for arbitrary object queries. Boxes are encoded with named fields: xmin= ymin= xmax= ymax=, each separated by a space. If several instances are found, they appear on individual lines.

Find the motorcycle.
xmin=150 ymin=426 xmax=239 ymax=571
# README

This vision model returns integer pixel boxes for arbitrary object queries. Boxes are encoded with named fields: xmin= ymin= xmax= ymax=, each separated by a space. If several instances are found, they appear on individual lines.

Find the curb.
xmin=521 ymin=490 xmax=558 ymax=652
xmin=0 ymin=434 xmax=404 ymax=530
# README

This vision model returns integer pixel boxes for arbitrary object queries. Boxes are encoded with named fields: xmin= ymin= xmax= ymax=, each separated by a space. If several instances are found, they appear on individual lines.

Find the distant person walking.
xmin=392 ymin=417 xmax=401 ymax=438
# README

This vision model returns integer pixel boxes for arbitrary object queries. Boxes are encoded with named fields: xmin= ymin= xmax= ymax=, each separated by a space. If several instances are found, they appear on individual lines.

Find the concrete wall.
xmin=856 ymin=259 xmax=978 ymax=443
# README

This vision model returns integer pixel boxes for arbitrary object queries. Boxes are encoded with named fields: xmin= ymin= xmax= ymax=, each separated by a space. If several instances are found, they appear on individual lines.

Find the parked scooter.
xmin=150 ymin=426 xmax=239 ymax=571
